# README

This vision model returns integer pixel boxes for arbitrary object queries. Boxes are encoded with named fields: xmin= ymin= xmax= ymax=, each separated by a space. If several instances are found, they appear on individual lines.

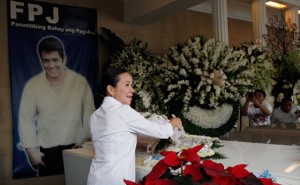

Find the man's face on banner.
xmin=40 ymin=51 xmax=65 ymax=80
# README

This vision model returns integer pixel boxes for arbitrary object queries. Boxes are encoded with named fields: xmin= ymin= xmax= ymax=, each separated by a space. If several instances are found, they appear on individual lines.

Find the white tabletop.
xmin=63 ymin=140 xmax=300 ymax=185
xmin=135 ymin=140 xmax=300 ymax=185
xmin=214 ymin=140 xmax=300 ymax=184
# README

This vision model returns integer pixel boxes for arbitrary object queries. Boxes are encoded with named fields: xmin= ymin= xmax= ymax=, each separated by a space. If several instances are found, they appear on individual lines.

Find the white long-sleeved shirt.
xmin=19 ymin=69 xmax=95 ymax=148
xmin=271 ymin=105 xmax=300 ymax=124
xmin=87 ymin=97 xmax=174 ymax=185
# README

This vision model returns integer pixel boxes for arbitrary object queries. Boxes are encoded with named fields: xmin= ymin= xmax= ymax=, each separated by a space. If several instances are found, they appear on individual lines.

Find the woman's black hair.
xmin=102 ymin=67 xmax=128 ymax=89
xmin=94 ymin=67 xmax=128 ymax=108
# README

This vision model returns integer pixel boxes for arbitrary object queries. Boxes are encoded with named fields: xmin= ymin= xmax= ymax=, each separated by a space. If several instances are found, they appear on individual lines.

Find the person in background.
xmin=271 ymin=97 xmax=300 ymax=124
xmin=87 ymin=67 xmax=183 ymax=185
xmin=18 ymin=36 xmax=95 ymax=176
xmin=241 ymin=89 xmax=273 ymax=127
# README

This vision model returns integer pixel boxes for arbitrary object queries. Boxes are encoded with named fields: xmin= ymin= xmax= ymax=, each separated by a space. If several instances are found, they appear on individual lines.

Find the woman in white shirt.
xmin=87 ymin=67 xmax=182 ymax=185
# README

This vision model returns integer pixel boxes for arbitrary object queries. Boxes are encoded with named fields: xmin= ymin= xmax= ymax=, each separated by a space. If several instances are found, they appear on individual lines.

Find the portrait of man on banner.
xmin=8 ymin=0 xmax=99 ymax=179
xmin=18 ymin=36 xmax=95 ymax=177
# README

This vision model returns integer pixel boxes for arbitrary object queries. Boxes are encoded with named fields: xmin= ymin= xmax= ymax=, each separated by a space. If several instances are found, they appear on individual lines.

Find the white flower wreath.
xmin=182 ymin=104 xmax=233 ymax=129
xmin=111 ymin=36 xmax=274 ymax=136
xmin=156 ymin=38 xmax=254 ymax=111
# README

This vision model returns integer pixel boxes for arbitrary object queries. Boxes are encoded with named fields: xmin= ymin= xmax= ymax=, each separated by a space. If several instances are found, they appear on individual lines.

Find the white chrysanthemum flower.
xmin=283 ymin=84 xmax=293 ymax=89
xmin=293 ymin=80 xmax=300 ymax=93
xmin=179 ymin=69 xmax=187 ymax=77
xmin=277 ymin=93 xmax=284 ymax=103
xmin=205 ymin=85 xmax=211 ymax=92
xmin=197 ymin=145 xmax=215 ymax=158
xmin=138 ymin=90 xmax=151 ymax=108
xmin=247 ymin=47 xmax=252 ymax=55
xmin=195 ymin=68 xmax=202 ymax=75
xmin=191 ymin=58 xmax=199 ymax=65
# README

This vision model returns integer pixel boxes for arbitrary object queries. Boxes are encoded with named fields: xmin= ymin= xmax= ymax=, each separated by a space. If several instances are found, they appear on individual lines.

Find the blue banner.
xmin=8 ymin=0 xmax=99 ymax=179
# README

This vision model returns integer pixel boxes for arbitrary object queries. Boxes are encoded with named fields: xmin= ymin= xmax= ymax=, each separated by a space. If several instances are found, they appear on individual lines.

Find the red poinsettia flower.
xmin=124 ymin=179 xmax=141 ymax=185
xmin=202 ymin=160 xmax=237 ymax=185
xmin=146 ymin=144 xmax=204 ymax=182
xmin=226 ymin=164 xmax=250 ymax=178
xmin=202 ymin=159 xmax=227 ymax=177
xmin=124 ymin=144 xmax=281 ymax=185
xmin=211 ymin=176 xmax=237 ymax=185
xmin=145 ymin=150 xmax=183 ymax=181
xmin=145 ymin=160 xmax=170 ymax=181
xmin=184 ymin=164 xmax=204 ymax=182
xmin=180 ymin=144 xmax=204 ymax=167
xmin=161 ymin=151 xmax=182 ymax=167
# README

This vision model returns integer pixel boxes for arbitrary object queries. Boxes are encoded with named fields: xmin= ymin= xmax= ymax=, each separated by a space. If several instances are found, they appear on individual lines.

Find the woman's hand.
xmin=170 ymin=117 xmax=183 ymax=130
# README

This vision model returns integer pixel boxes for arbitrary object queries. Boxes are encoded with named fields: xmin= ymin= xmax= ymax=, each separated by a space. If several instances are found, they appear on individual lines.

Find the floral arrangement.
xmin=110 ymin=37 xmax=161 ymax=113
xmin=135 ymin=114 xmax=225 ymax=160
xmin=238 ymin=42 xmax=275 ymax=92
xmin=292 ymin=80 xmax=300 ymax=104
xmin=151 ymin=37 xmax=273 ymax=136
xmin=156 ymin=37 xmax=250 ymax=110
xmin=125 ymin=145 xmax=280 ymax=185
xmin=110 ymin=38 xmax=153 ymax=91
xmin=136 ymin=135 xmax=224 ymax=170
xmin=164 ymin=134 xmax=224 ymax=159
xmin=154 ymin=37 xmax=273 ymax=111
xmin=264 ymin=14 xmax=300 ymax=108
xmin=271 ymin=51 xmax=300 ymax=107
xmin=110 ymin=35 xmax=274 ymax=136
